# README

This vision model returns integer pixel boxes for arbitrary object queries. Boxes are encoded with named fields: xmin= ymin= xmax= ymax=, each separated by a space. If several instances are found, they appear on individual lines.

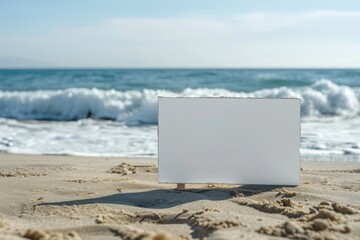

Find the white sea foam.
xmin=0 ymin=80 xmax=359 ymax=124
xmin=0 ymin=118 xmax=158 ymax=157
xmin=301 ymin=117 xmax=360 ymax=160
xmin=0 ymin=115 xmax=359 ymax=159
xmin=0 ymin=79 xmax=359 ymax=159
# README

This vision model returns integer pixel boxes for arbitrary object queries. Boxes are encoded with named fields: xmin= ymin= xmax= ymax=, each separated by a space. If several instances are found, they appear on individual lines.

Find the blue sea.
xmin=0 ymin=69 xmax=359 ymax=160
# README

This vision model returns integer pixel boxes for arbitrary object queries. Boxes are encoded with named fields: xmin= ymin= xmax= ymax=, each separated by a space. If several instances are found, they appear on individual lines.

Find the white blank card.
xmin=158 ymin=98 xmax=300 ymax=185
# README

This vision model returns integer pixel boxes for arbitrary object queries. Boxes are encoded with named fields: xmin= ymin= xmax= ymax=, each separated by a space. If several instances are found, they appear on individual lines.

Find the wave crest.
xmin=0 ymin=80 xmax=359 ymax=124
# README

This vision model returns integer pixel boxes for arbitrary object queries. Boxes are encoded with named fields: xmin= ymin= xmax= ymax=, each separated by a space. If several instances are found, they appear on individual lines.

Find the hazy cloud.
xmin=236 ymin=10 xmax=360 ymax=32
xmin=1 ymin=10 xmax=360 ymax=67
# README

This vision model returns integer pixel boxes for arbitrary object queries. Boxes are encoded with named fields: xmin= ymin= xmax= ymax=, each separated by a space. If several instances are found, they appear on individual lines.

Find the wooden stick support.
xmin=176 ymin=183 xmax=185 ymax=191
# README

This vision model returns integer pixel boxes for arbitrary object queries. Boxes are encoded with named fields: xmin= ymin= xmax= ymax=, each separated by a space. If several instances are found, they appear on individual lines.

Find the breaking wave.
xmin=0 ymin=79 xmax=359 ymax=124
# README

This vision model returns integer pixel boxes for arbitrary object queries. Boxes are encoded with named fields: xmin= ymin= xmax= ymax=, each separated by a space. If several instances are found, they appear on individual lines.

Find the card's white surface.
xmin=158 ymin=98 xmax=300 ymax=185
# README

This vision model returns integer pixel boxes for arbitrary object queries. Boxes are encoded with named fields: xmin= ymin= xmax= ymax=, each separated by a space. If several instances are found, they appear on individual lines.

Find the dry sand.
xmin=0 ymin=153 xmax=359 ymax=240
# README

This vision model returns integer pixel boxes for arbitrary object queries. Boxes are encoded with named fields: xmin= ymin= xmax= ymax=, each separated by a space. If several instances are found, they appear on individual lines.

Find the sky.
xmin=1 ymin=0 xmax=360 ymax=68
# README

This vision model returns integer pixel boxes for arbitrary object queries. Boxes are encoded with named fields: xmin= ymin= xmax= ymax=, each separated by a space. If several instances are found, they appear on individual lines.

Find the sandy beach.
xmin=0 ymin=153 xmax=359 ymax=240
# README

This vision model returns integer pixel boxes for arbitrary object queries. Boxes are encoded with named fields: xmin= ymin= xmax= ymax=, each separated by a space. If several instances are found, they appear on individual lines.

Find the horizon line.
xmin=1 ymin=66 xmax=360 ymax=70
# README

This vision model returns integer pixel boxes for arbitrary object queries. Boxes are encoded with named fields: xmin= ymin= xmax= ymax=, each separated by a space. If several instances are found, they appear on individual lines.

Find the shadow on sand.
xmin=41 ymin=185 xmax=284 ymax=209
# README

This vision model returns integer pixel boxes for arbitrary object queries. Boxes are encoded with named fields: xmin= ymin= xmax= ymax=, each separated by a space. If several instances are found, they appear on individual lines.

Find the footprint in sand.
xmin=0 ymin=168 xmax=47 ymax=178
xmin=0 ymin=165 xmax=76 ymax=178
xmin=252 ymin=200 xmax=358 ymax=239
xmin=0 ymin=219 xmax=11 ymax=231
xmin=234 ymin=198 xmax=307 ymax=218
xmin=114 ymin=226 xmax=182 ymax=240
xmin=32 ymin=204 xmax=187 ymax=225
xmin=187 ymin=208 xmax=246 ymax=239
xmin=108 ymin=163 xmax=157 ymax=175
xmin=21 ymin=229 xmax=81 ymax=240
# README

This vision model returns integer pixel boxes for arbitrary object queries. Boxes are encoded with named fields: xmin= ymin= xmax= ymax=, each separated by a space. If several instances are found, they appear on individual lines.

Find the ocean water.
xmin=0 ymin=69 xmax=359 ymax=160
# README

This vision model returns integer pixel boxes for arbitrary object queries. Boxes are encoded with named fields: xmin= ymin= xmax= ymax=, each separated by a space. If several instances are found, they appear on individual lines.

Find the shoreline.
xmin=0 ymin=153 xmax=359 ymax=239
xmin=1 ymin=151 xmax=359 ymax=162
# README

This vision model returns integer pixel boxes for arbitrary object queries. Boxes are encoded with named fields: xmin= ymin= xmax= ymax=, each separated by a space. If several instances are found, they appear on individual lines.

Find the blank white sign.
xmin=158 ymin=98 xmax=300 ymax=185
